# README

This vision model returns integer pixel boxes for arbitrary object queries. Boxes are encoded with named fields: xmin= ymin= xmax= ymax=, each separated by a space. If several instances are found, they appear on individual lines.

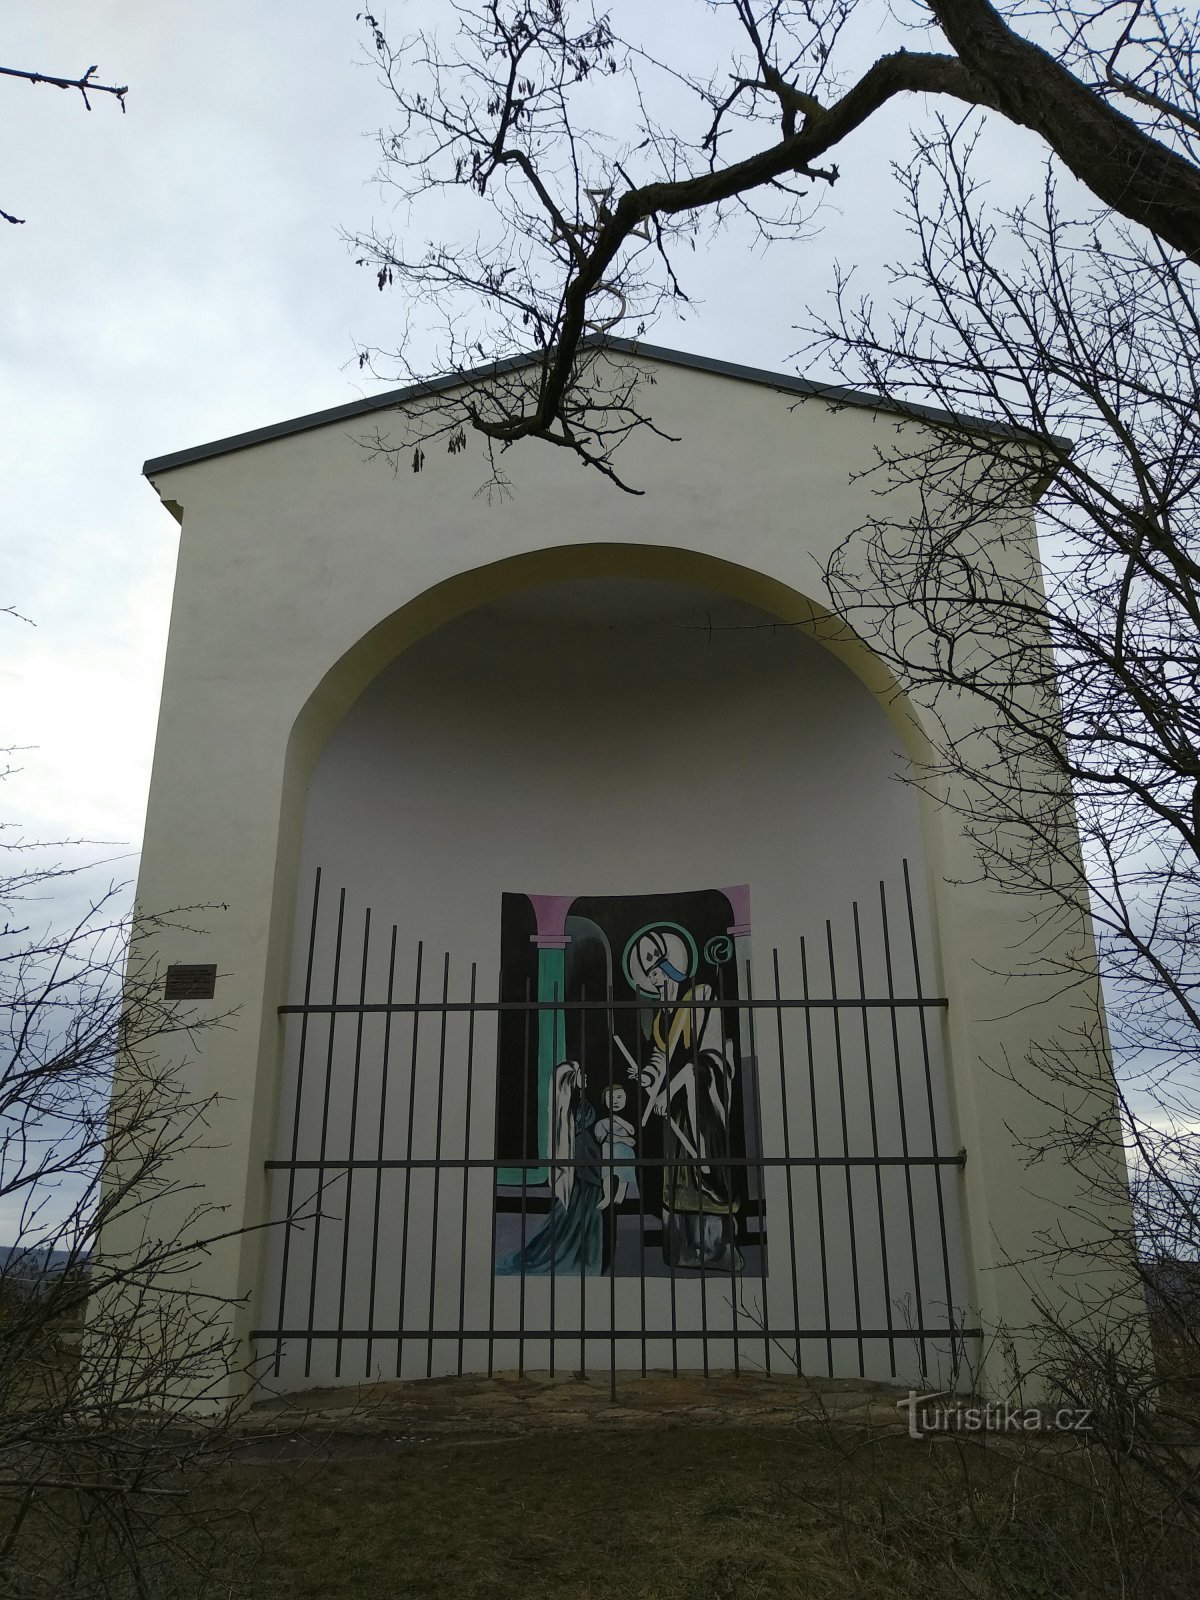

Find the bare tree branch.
xmin=0 ymin=63 xmax=128 ymax=111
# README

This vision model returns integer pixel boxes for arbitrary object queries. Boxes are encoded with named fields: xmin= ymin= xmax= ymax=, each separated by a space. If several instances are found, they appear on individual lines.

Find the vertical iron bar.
xmin=664 ymin=988 xmax=679 ymax=1380
xmin=365 ymin=924 xmax=398 ymax=1377
xmin=740 ymin=961 xmax=771 ymax=1374
xmin=827 ymin=919 xmax=865 ymax=1378
xmin=903 ymin=859 xmax=955 ymax=1364
xmin=768 ymin=949 xmax=804 ymax=1374
xmin=456 ymin=963 xmax=478 ymax=1377
xmin=394 ymin=941 xmax=423 ymax=1377
xmin=854 ymin=901 xmax=896 ymax=1378
xmin=426 ymin=953 xmax=451 ymax=1378
xmin=636 ymin=1020 xmax=648 ymax=1378
xmin=717 ymin=971 xmax=738 ymax=1377
xmin=578 ymin=981 xmax=587 ymax=1380
xmin=606 ymin=982 xmax=618 ymax=1403
xmin=518 ymin=974 xmax=531 ymax=1379
xmin=799 ymin=939 xmax=834 ymax=1376
xmin=274 ymin=867 xmax=322 ymax=1378
xmin=695 ymin=978 xmax=710 ymax=1381
xmin=304 ymin=885 xmax=346 ymax=1379
xmin=547 ymin=988 xmax=558 ymax=1380
xmin=881 ymin=880 xmax=926 ymax=1376
xmin=334 ymin=906 xmax=372 ymax=1378
xmin=487 ymin=963 xmax=502 ymax=1378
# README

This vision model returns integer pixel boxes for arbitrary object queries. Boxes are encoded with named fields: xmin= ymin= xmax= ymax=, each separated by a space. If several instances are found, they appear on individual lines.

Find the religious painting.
xmin=492 ymin=886 xmax=765 ymax=1278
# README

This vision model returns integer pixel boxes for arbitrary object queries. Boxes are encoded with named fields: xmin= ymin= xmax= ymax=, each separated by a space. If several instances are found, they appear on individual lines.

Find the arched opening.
xmin=256 ymin=558 xmax=970 ymax=1390
xmin=283 ymin=542 xmax=933 ymax=788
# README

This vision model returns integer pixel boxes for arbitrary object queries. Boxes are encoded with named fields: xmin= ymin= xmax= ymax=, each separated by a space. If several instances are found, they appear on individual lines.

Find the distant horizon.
xmin=0 ymin=1241 xmax=86 ymax=1274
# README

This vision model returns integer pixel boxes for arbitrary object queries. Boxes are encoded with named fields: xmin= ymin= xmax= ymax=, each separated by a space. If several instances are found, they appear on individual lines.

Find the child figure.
xmin=594 ymin=1083 xmax=639 ymax=1211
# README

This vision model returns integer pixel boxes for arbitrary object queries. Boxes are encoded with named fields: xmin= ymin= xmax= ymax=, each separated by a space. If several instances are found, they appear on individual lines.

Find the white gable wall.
xmin=121 ymin=351 xmax=1131 ymax=1401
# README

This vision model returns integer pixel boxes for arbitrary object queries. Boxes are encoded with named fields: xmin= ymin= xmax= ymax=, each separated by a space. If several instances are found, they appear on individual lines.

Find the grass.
xmin=157 ymin=1423 xmax=1199 ymax=1600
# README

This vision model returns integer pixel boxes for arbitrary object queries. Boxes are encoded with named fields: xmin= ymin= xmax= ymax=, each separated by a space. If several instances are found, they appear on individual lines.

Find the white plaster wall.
xmin=292 ymin=582 xmax=925 ymax=970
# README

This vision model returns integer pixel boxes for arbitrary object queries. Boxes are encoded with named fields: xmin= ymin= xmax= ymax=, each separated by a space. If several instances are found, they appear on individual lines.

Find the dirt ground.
xmin=232 ymin=1370 xmax=911 ymax=1458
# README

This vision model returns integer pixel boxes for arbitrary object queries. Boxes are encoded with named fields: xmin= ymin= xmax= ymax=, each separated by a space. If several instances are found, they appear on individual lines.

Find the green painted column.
xmin=533 ymin=946 xmax=567 ymax=1186
xmin=499 ymin=895 xmax=573 ymax=1186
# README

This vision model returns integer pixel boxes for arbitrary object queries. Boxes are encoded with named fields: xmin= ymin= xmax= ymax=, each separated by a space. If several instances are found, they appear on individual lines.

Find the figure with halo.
xmin=619 ymin=925 xmax=742 ymax=1272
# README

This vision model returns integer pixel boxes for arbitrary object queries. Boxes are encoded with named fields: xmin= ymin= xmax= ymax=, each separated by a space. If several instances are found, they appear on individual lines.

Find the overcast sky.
xmin=1 ymin=2 xmax=1039 ymax=896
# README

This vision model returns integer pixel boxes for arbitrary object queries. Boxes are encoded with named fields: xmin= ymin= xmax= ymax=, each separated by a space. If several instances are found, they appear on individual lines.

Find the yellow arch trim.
xmin=286 ymin=541 xmax=933 ymax=784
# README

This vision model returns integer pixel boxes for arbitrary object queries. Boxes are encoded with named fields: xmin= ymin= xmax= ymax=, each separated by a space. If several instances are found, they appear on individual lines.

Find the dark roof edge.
xmin=142 ymin=335 xmax=1071 ymax=477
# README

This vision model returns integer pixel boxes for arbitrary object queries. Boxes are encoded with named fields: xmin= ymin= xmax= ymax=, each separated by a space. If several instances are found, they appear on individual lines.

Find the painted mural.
xmin=493 ymin=887 xmax=764 ymax=1278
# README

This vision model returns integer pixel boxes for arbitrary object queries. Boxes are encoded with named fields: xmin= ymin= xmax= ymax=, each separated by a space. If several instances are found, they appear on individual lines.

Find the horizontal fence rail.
xmin=256 ymin=864 xmax=975 ymax=1396
xmin=278 ymin=998 xmax=951 ymax=1013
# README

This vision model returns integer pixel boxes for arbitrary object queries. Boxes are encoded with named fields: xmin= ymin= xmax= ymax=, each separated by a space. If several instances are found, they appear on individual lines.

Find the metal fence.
xmin=254 ymin=866 xmax=975 ymax=1394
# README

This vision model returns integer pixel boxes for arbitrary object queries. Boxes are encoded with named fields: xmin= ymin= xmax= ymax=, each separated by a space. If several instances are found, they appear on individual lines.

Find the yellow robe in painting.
xmin=650 ymin=984 xmax=739 ymax=1221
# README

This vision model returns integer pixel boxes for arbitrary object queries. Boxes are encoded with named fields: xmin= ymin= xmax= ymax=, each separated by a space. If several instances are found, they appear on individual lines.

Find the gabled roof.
xmin=142 ymin=335 xmax=1068 ymax=477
